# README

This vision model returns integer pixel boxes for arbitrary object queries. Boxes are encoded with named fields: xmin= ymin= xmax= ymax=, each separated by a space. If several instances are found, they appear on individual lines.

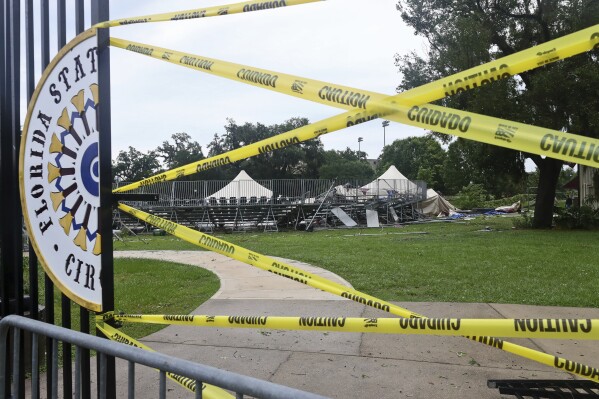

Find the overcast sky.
xmin=104 ymin=0 xmax=429 ymax=160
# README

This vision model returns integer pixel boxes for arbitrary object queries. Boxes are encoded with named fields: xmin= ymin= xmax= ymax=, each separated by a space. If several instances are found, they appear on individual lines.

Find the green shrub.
xmin=512 ymin=213 xmax=534 ymax=229
xmin=554 ymin=206 xmax=599 ymax=230
xmin=452 ymin=183 xmax=488 ymax=210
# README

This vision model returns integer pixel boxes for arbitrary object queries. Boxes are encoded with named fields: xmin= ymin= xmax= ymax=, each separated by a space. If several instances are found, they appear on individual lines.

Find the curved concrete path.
xmin=107 ymin=251 xmax=599 ymax=399
xmin=115 ymin=250 xmax=354 ymax=300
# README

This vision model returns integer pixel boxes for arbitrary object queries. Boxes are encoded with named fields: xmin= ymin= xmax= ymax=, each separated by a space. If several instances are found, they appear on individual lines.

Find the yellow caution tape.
xmin=94 ymin=0 xmax=323 ymax=28
xmin=118 ymin=203 xmax=599 ymax=382
xmin=110 ymin=26 xmax=599 ymax=192
xmin=113 ymin=204 xmax=416 ymax=311
xmin=113 ymin=314 xmax=599 ymax=341
xmin=96 ymin=322 xmax=234 ymax=398
xmin=118 ymin=202 xmax=420 ymax=318
xmin=114 ymin=109 xmax=366 ymax=192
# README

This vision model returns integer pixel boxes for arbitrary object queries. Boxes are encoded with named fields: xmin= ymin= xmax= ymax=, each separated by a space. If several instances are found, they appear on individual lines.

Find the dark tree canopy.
xmin=206 ymin=118 xmax=325 ymax=180
xmin=396 ymin=0 xmax=599 ymax=227
xmin=444 ymin=139 xmax=526 ymax=197
xmin=377 ymin=136 xmax=447 ymax=192
xmin=319 ymin=148 xmax=375 ymax=181
xmin=112 ymin=146 xmax=162 ymax=183
xmin=156 ymin=132 xmax=204 ymax=171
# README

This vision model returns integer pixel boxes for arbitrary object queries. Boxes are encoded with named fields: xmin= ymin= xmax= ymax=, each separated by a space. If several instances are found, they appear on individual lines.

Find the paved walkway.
xmin=108 ymin=251 xmax=599 ymax=398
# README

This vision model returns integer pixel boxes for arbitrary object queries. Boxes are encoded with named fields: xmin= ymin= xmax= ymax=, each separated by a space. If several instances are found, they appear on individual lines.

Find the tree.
xmin=207 ymin=118 xmax=326 ymax=180
xmin=112 ymin=146 xmax=161 ymax=183
xmin=156 ymin=132 xmax=204 ymax=171
xmin=396 ymin=0 xmax=599 ymax=227
xmin=443 ymin=139 xmax=526 ymax=197
xmin=377 ymin=136 xmax=447 ymax=191
xmin=318 ymin=149 xmax=375 ymax=181
xmin=526 ymin=164 xmax=578 ymax=194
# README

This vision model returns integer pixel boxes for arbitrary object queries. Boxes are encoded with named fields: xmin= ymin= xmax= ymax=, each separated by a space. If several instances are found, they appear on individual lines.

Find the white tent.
xmin=209 ymin=170 xmax=273 ymax=199
xmin=418 ymin=189 xmax=457 ymax=217
xmin=333 ymin=183 xmax=364 ymax=199
xmin=361 ymin=165 xmax=420 ymax=198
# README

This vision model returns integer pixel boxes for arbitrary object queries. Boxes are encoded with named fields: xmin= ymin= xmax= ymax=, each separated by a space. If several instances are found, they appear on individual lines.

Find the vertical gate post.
xmin=0 ymin=0 xmax=8 ymax=322
xmin=0 ymin=2 xmax=8 ymax=396
xmin=54 ymin=2 xmax=74 ymax=397
xmin=73 ymin=4 xmax=93 ymax=397
xmin=37 ymin=0 xmax=56 ymax=394
xmin=91 ymin=1 xmax=116 ymax=397
xmin=0 ymin=0 xmax=25 ymax=396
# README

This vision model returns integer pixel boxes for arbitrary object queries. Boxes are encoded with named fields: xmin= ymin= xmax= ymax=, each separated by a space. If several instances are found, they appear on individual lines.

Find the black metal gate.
xmin=1 ymin=1 xmax=114 ymax=397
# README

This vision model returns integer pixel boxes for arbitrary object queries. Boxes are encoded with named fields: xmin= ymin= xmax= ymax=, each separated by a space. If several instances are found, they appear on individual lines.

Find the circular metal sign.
xmin=20 ymin=29 xmax=103 ymax=311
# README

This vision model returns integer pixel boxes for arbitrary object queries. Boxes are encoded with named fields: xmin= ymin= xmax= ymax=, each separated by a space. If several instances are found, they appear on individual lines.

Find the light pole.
xmin=358 ymin=137 xmax=363 ymax=159
xmin=382 ymin=120 xmax=390 ymax=148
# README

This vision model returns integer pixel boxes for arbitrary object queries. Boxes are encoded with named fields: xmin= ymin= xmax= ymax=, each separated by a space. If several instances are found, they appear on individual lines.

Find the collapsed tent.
xmin=209 ymin=170 xmax=273 ymax=199
xmin=361 ymin=165 xmax=421 ymax=199
xmin=417 ymin=189 xmax=457 ymax=217
xmin=495 ymin=201 xmax=521 ymax=213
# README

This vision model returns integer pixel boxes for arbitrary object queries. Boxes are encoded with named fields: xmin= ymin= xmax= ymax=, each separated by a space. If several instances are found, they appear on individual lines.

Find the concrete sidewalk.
xmin=112 ymin=251 xmax=599 ymax=398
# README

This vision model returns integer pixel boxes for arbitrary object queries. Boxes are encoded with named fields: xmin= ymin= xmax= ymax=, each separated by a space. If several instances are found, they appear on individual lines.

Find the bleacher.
xmin=112 ymin=178 xmax=428 ymax=233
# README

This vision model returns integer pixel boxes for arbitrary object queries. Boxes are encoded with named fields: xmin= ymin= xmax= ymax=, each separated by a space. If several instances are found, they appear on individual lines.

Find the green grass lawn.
xmin=115 ymin=215 xmax=599 ymax=308
xmin=28 ymin=258 xmax=219 ymax=338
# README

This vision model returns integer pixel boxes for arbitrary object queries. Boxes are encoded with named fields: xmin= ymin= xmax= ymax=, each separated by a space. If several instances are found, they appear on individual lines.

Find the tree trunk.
xmin=532 ymin=158 xmax=563 ymax=228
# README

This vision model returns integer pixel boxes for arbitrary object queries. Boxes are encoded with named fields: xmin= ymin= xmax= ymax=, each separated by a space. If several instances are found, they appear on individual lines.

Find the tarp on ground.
xmin=361 ymin=165 xmax=420 ymax=198
xmin=418 ymin=189 xmax=457 ymax=217
xmin=209 ymin=170 xmax=273 ymax=199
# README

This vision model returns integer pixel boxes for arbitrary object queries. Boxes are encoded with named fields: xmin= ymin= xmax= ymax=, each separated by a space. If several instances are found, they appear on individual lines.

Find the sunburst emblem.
xmin=47 ymin=84 xmax=101 ymax=255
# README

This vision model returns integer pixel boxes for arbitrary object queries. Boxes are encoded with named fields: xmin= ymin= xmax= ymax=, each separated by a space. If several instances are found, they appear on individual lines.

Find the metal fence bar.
xmin=75 ymin=0 xmax=84 ymax=34
xmin=80 ymin=310 xmax=90 ymax=399
xmin=0 ymin=326 xmax=5 ymax=397
xmin=118 ymin=178 xmax=427 ymax=207
xmin=38 ymin=0 xmax=56 ymax=393
xmin=75 ymin=345 xmax=81 ymax=399
xmin=51 ymin=338 xmax=58 ymax=399
xmin=31 ymin=333 xmax=39 ymax=399
xmin=57 ymin=0 xmax=66 ymax=46
xmin=0 ymin=315 xmax=329 ymax=399
xmin=61 ymin=305 xmax=72 ymax=396
xmin=5 ymin=2 xmax=25 ymax=397
xmin=11 ymin=329 xmax=20 ymax=399
xmin=55 ymin=1 xmax=74 ymax=395
xmin=99 ymin=353 xmax=107 ymax=399
xmin=128 ymin=361 xmax=135 ymax=399
xmin=159 ymin=371 xmax=166 ymax=399
xmin=0 ymin=0 xmax=7 ymax=325
xmin=92 ymin=0 xmax=118 ymax=396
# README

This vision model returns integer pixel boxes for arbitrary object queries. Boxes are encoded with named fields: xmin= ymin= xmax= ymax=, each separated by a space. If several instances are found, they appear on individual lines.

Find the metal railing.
xmin=113 ymin=179 xmax=428 ymax=208
xmin=0 ymin=315 xmax=328 ymax=399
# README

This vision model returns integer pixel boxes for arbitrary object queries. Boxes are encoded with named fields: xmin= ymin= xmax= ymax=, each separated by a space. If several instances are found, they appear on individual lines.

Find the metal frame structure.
xmin=1 ymin=1 xmax=113 ymax=397
xmin=488 ymin=379 xmax=599 ymax=398
xmin=114 ymin=178 xmax=428 ymax=209
xmin=0 ymin=315 xmax=328 ymax=399
xmin=113 ymin=178 xmax=429 ymax=232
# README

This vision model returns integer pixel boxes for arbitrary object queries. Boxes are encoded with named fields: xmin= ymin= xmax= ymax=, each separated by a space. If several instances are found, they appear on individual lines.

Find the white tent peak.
xmin=209 ymin=170 xmax=273 ymax=199
xmin=426 ymin=188 xmax=438 ymax=198
xmin=376 ymin=165 xmax=409 ymax=181
xmin=362 ymin=165 xmax=419 ymax=197
xmin=230 ymin=170 xmax=253 ymax=182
